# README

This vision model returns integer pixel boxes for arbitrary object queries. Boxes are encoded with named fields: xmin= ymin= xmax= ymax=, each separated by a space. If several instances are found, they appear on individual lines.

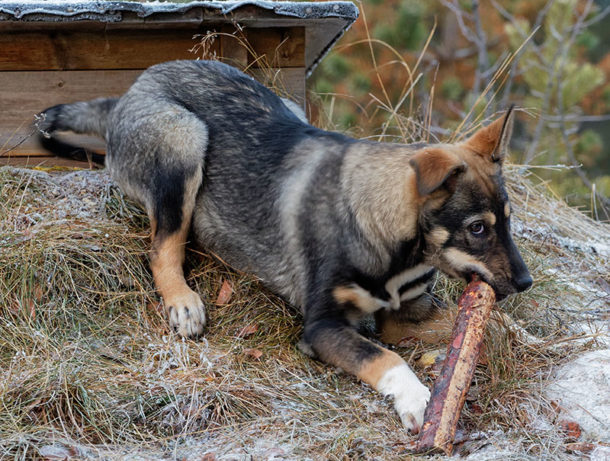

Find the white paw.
xmin=377 ymin=363 xmax=430 ymax=433
xmin=165 ymin=289 xmax=206 ymax=338
xmin=394 ymin=381 xmax=430 ymax=433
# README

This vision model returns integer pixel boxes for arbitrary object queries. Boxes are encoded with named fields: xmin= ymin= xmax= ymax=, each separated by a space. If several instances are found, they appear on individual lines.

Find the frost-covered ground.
xmin=546 ymin=350 xmax=609 ymax=441
xmin=0 ymin=166 xmax=608 ymax=460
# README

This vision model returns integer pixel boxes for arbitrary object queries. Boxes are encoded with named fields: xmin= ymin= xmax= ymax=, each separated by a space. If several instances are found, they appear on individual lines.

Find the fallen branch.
xmin=416 ymin=279 xmax=495 ymax=455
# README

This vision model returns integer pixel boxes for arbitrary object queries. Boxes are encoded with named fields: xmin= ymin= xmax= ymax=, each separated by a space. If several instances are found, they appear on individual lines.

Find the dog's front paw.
xmin=165 ymin=289 xmax=206 ymax=338
xmin=377 ymin=363 xmax=430 ymax=434
xmin=393 ymin=383 xmax=430 ymax=434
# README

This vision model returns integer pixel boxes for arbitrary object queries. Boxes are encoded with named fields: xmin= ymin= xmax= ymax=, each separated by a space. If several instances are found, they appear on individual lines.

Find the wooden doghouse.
xmin=0 ymin=0 xmax=358 ymax=167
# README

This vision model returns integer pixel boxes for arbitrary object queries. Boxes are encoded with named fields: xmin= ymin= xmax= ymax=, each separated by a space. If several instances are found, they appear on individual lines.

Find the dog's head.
xmin=410 ymin=107 xmax=532 ymax=300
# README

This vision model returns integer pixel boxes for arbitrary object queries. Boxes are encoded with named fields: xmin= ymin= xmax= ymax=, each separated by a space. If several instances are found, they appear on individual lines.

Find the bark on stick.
xmin=416 ymin=280 xmax=495 ymax=455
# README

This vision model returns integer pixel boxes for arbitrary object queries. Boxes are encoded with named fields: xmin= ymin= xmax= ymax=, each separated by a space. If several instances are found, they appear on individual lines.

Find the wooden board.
xmin=0 ymin=156 xmax=98 ymax=169
xmin=247 ymin=27 xmax=305 ymax=68
xmin=0 ymin=70 xmax=141 ymax=156
xmin=0 ymin=27 xmax=304 ymax=71
xmin=219 ymin=26 xmax=249 ymax=68
xmin=0 ymin=29 xmax=214 ymax=71
xmin=0 ymin=67 xmax=304 ymax=158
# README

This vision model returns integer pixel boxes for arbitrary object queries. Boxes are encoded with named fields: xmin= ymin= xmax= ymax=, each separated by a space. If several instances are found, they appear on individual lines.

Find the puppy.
xmin=38 ymin=60 xmax=532 ymax=432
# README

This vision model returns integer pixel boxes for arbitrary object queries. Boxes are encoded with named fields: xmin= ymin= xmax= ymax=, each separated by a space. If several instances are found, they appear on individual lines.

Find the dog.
xmin=37 ymin=60 xmax=532 ymax=433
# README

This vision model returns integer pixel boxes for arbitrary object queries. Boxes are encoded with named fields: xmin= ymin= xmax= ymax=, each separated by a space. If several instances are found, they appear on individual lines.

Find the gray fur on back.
xmin=39 ymin=60 xmax=403 ymax=311
xmin=101 ymin=61 xmax=341 ymax=307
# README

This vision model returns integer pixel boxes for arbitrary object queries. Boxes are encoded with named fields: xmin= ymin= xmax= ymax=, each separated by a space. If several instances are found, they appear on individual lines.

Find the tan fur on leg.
xmin=379 ymin=309 xmax=456 ymax=345
xmin=151 ymin=225 xmax=206 ymax=338
xmin=150 ymin=171 xmax=206 ymax=338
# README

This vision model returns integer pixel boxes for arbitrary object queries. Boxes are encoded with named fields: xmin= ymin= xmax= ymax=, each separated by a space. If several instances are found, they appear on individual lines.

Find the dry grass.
xmin=0 ymin=150 xmax=607 ymax=461
xmin=0 ymin=168 xmax=412 ymax=459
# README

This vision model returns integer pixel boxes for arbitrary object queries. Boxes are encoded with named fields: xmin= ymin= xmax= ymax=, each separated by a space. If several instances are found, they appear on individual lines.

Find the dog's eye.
xmin=469 ymin=221 xmax=486 ymax=236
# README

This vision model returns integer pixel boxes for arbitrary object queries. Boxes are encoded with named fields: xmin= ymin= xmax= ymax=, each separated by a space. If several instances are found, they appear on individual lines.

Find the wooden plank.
xmin=0 ymin=70 xmax=141 ymax=155
xmin=218 ymin=27 xmax=305 ymax=69
xmin=250 ymin=67 xmax=306 ymax=105
xmin=247 ymin=27 xmax=305 ymax=68
xmin=0 ymin=27 xmax=303 ymax=71
xmin=0 ymin=156 xmax=99 ymax=169
xmin=1 ymin=67 xmax=305 ymax=158
xmin=0 ymin=30 xmax=218 ymax=71
xmin=220 ymin=26 xmax=249 ymax=69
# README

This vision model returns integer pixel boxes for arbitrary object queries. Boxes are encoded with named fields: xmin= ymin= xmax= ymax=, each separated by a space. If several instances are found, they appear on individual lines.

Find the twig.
xmin=442 ymin=0 xmax=492 ymax=117
xmin=493 ymin=0 xmax=556 ymax=109
xmin=471 ymin=0 xmax=490 ymax=115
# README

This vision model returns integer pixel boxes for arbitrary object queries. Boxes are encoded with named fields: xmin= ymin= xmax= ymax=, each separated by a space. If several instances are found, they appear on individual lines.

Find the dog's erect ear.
xmin=463 ymin=105 xmax=515 ymax=163
xmin=409 ymin=148 xmax=467 ymax=196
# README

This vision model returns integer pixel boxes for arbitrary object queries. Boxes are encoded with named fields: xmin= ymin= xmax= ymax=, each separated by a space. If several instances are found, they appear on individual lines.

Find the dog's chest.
xmin=384 ymin=264 xmax=435 ymax=308
xmin=352 ymin=264 xmax=435 ymax=312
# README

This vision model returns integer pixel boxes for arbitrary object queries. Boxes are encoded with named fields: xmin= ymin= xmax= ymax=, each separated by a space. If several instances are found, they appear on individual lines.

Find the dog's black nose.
xmin=514 ymin=274 xmax=533 ymax=292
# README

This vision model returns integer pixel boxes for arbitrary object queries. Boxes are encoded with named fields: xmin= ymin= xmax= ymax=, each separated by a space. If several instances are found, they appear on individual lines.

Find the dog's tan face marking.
xmin=427 ymin=227 xmax=450 ymax=247
xmin=441 ymin=247 xmax=494 ymax=283
xmin=504 ymin=202 xmax=511 ymax=218
xmin=465 ymin=212 xmax=496 ymax=227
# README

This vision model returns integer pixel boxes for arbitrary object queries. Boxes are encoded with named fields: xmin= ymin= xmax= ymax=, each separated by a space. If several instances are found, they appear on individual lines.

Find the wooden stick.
xmin=416 ymin=279 xmax=495 ymax=455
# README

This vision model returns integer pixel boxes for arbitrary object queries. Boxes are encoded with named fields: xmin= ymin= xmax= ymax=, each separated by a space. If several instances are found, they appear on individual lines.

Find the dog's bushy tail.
xmin=36 ymin=97 xmax=118 ymax=165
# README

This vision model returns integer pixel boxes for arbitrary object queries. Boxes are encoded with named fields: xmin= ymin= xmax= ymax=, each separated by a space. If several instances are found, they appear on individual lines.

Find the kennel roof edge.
xmin=0 ymin=0 xmax=359 ymax=75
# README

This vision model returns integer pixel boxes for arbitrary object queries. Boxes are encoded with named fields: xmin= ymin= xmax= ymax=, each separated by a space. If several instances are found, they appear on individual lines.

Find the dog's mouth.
xmin=460 ymin=269 xmax=491 ymax=286
xmin=439 ymin=258 xmax=510 ymax=302
xmin=461 ymin=270 xmax=507 ymax=302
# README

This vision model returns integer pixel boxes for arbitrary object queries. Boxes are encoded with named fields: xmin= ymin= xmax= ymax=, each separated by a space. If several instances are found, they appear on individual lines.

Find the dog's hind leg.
xmin=111 ymin=107 xmax=211 ymax=339
xmin=148 ymin=165 xmax=206 ymax=338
